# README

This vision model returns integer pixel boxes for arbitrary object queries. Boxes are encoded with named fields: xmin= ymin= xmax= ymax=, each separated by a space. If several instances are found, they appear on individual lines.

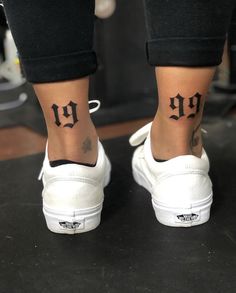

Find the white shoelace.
xmin=88 ymin=99 xmax=101 ymax=113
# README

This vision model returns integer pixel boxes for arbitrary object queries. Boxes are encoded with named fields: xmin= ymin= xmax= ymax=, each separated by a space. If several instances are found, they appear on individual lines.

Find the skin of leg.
xmin=151 ymin=66 xmax=216 ymax=160
xmin=34 ymin=77 xmax=98 ymax=165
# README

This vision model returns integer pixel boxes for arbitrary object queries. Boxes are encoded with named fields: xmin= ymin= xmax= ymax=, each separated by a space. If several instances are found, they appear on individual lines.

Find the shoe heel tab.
xmin=38 ymin=141 xmax=49 ymax=181
xmin=129 ymin=122 xmax=152 ymax=146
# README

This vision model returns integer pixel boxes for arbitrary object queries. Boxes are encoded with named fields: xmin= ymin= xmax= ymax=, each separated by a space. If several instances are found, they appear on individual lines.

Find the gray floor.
xmin=0 ymin=117 xmax=236 ymax=293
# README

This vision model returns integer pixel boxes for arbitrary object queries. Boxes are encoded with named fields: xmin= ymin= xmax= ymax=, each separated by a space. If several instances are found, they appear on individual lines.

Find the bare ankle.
xmin=47 ymin=123 xmax=98 ymax=164
xmin=151 ymin=116 xmax=203 ymax=160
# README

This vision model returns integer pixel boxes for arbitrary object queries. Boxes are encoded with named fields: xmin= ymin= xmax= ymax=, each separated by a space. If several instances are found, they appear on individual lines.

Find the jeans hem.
xmin=20 ymin=51 xmax=97 ymax=83
xmin=146 ymin=37 xmax=226 ymax=67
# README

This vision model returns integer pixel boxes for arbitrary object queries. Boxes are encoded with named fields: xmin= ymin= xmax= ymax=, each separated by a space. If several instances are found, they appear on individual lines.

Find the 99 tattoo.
xmin=169 ymin=92 xmax=202 ymax=120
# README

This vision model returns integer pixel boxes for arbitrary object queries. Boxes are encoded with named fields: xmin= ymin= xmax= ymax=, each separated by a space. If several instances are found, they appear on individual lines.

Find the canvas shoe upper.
xmin=38 ymin=140 xmax=111 ymax=234
xmin=129 ymin=122 xmax=213 ymax=227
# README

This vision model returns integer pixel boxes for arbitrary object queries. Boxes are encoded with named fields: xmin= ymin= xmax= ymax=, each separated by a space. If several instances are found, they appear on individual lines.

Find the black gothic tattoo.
xmin=169 ymin=92 xmax=202 ymax=120
xmin=190 ymin=122 xmax=201 ymax=148
xmin=187 ymin=92 xmax=201 ymax=119
xmin=51 ymin=100 xmax=79 ymax=128
xmin=82 ymin=137 xmax=92 ymax=153
xmin=169 ymin=94 xmax=184 ymax=120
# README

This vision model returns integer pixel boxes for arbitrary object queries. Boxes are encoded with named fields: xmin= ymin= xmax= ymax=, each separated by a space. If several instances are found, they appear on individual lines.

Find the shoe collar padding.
xmin=129 ymin=121 xmax=210 ymax=174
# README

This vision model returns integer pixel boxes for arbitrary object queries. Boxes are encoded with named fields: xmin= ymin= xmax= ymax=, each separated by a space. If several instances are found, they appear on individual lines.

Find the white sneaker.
xmin=38 ymin=140 xmax=111 ymax=234
xmin=129 ymin=122 xmax=213 ymax=227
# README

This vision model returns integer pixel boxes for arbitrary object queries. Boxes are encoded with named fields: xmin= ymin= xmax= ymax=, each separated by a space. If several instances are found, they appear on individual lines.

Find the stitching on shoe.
xmin=45 ymin=176 xmax=100 ymax=186
xmin=156 ymin=171 xmax=209 ymax=182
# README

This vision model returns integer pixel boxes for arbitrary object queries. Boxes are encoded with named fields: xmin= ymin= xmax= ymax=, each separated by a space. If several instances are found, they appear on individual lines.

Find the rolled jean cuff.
xmin=19 ymin=50 xmax=97 ymax=83
xmin=146 ymin=36 xmax=226 ymax=67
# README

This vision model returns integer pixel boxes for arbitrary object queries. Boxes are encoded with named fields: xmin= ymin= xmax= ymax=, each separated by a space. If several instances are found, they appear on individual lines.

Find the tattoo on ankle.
xmin=190 ymin=122 xmax=201 ymax=148
xmin=51 ymin=100 xmax=78 ymax=128
xmin=82 ymin=137 xmax=92 ymax=153
xmin=169 ymin=92 xmax=202 ymax=120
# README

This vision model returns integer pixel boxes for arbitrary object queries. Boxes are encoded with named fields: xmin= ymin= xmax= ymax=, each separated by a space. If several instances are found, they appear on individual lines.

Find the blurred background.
xmin=0 ymin=0 xmax=235 ymax=161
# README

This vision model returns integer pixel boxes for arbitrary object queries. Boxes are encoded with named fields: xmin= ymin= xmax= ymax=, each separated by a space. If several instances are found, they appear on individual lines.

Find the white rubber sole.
xmin=152 ymin=196 xmax=212 ymax=227
xmin=43 ymin=203 xmax=103 ymax=234
xmin=132 ymin=163 xmax=213 ymax=228
xmin=42 ymin=160 xmax=111 ymax=234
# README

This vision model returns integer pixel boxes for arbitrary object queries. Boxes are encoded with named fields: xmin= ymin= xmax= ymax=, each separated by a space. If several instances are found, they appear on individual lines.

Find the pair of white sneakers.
xmin=38 ymin=120 xmax=213 ymax=234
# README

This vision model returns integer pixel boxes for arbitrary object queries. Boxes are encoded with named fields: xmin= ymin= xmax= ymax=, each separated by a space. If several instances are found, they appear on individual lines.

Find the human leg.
xmin=130 ymin=0 xmax=236 ymax=227
xmin=144 ymin=0 xmax=236 ymax=160
xmin=3 ymin=0 xmax=111 ymax=233
xmin=3 ymin=0 xmax=99 ymax=165
xmin=151 ymin=67 xmax=215 ymax=160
